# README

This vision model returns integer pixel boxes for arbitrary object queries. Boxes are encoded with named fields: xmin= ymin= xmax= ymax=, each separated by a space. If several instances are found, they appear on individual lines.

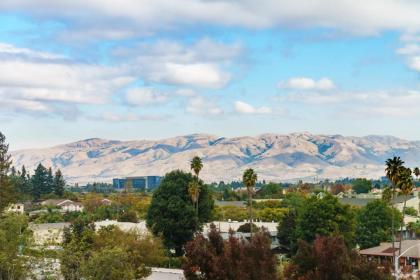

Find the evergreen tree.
xmin=0 ymin=131 xmax=15 ymax=212
xmin=53 ymin=169 xmax=66 ymax=197
xmin=31 ymin=164 xmax=49 ymax=200
xmin=47 ymin=167 xmax=54 ymax=194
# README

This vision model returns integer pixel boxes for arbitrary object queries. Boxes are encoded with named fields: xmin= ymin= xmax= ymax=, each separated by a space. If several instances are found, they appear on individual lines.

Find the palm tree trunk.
xmin=250 ymin=190 xmax=253 ymax=238
xmin=398 ymin=195 xmax=408 ymax=258
xmin=391 ymin=185 xmax=396 ymax=275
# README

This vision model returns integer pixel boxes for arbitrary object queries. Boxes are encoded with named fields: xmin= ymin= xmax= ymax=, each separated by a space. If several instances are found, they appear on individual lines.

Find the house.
xmin=41 ymin=199 xmax=84 ymax=212
xmin=360 ymin=240 xmax=420 ymax=270
xmin=5 ymin=203 xmax=25 ymax=214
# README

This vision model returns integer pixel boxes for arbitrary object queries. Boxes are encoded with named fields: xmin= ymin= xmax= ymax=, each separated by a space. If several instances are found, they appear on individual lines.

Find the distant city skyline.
xmin=1 ymin=1 xmax=420 ymax=150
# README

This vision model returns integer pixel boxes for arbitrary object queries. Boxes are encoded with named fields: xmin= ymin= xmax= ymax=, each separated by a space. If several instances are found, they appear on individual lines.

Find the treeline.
xmin=9 ymin=164 xmax=66 ymax=201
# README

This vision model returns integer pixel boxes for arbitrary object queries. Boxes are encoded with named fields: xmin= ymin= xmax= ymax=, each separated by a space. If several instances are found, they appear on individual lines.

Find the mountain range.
xmin=10 ymin=133 xmax=420 ymax=184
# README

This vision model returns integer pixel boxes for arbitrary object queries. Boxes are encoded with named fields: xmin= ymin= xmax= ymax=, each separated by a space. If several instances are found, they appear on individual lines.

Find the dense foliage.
xmin=183 ymin=225 xmax=278 ymax=280
xmin=61 ymin=218 xmax=166 ymax=280
xmin=146 ymin=170 xmax=214 ymax=255
xmin=283 ymin=235 xmax=392 ymax=280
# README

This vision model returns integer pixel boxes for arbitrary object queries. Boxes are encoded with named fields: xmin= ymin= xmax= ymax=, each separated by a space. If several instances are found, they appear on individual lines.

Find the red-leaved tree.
xmin=183 ymin=224 xmax=278 ymax=280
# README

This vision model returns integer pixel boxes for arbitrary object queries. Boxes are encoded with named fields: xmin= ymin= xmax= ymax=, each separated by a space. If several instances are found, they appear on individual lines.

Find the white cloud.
xmin=0 ymin=42 xmax=134 ymax=117
xmin=396 ymin=44 xmax=420 ymax=55
xmin=115 ymin=39 xmax=241 ymax=89
xmin=279 ymin=77 xmax=335 ymax=90
xmin=186 ymin=97 xmax=223 ymax=116
xmin=408 ymin=56 xmax=420 ymax=72
xmin=284 ymin=89 xmax=420 ymax=118
xmin=234 ymin=101 xmax=272 ymax=115
xmin=90 ymin=112 xmax=168 ymax=122
xmin=125 ymin=88 xmax=168 ymax=106
xmin=2 ymin=1 xmax=420 ymax=37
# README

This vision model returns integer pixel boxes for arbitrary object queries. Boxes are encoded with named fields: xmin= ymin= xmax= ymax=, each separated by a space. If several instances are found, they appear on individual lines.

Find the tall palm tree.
xmin=190 ymin=156 xmax=203 ymax=216
xmin=397 ymin=167 xmax=414 ymax=257
xmin=243 ymin=168 xmax=257 ymax=237
xmin=414 ymin=167 xmax=420 ymax=181
xmin=385 ymin=156 xmax=404 ymax=269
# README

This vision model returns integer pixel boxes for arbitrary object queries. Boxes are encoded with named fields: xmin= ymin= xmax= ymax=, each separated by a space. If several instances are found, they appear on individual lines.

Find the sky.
xmin=1 ymin=0 xmax=420 ymax=150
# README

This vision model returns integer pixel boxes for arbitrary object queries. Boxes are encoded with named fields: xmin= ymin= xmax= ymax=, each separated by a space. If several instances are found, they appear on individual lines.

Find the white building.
xmin=5 ymin=203 xmax=25 ymax=214
xmin=41 ymin=199 xmax=84 ymax=212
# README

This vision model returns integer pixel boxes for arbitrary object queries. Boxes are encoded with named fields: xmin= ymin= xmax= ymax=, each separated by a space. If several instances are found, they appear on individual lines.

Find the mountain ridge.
xmin=10 ymin=132 xmax=420 ymax=184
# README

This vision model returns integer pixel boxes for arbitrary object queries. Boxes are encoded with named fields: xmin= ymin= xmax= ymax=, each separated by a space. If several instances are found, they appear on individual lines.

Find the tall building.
xmin=112 ymin=176 xmax=162 ymax=191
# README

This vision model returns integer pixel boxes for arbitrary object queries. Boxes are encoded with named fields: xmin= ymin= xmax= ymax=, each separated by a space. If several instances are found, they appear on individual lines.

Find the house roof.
xmin=360 ymin=240 xmax=420 ymax=258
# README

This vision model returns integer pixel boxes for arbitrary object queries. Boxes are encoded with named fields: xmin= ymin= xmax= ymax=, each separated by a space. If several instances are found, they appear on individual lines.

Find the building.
xmin=360 ymin=240 xmax=420 ymax=271
xmin=41 ymin=199 xmax=84 ymax=212
xmin=113 ymin=176 xmax=162 ymax=191
xmin=5 ymin=203 xmax=25 ymax=214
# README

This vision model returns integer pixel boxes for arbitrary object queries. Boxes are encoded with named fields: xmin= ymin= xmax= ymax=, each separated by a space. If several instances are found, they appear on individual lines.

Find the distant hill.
xmin=11 ymin=133 xmax=420 ymax=184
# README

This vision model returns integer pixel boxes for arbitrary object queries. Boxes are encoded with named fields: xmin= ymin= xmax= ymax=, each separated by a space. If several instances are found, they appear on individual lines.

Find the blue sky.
xmin=1 ymin=1 xmax=420 ymax=149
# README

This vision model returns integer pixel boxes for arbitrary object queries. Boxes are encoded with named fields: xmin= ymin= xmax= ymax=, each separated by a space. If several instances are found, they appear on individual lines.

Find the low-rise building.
xmin=360 ymin=240 xmax=420 ymax=271
xmin=41 ymin=199 xmax=84 ymax=212
xmin=5 ymin=203 xmax=25 ymax=214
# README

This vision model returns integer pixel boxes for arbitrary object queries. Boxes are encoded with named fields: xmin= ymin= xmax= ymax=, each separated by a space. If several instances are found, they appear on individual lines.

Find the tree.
xmin=414 ymin=167 xmax=420 ymax=181
xmin=284 ymin=235 xmax=392 ymax=280
xmin=31 ymin=163 xmax=49 ymax=200
xmin=146 ymin=170 xmax=214 ymax=256
xmin=296 ymin=194 xmax=355 ymax=247
xmin=190 ymin=156 xmax=203 ymax=216
xmin=182 ymin=225 xmax=278 ymax=280
xmin=385 ymin=156 xmax=404 ymax=264
xmin=47 ymin=167 xmax=54 ymax=194
xmin=351 ymin=178 xmax=372 ymax=194
xmin=61 ymin=219 xmax=165 ymax=280
xmin=396 ymin=166 xmax=414 ymax=256
xmin=53 ymin=169 xmax=66 ymax=197
xmin=355 ymin=200 xmax=402 ymax=249
xmin=277 ymin=210 xmax=298 ymax=253
xmin=0 ymin=131 xmax=14 ymax=212
xmin=242 ymin=168 xmax=257 ymax=237
xmin=382 ymin=186 xmax=393 ymax=204
xmin=0 ymin=214 xmax=32 ymax=279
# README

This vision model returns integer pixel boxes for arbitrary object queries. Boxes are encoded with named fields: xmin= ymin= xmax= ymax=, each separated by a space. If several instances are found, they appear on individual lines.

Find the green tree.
xmin=296 ymin=194 xmax=355 ymax=247
xmin=0 ymin=214 xmax=32 ymax=279
xmin=351 ymin=178 xmax=372 ymax=194
xmin=53 ymin=169 xmax=66 ymax=197
xmin=189 ymin=156 xmax=203 ymax=216
xmin=414 ymin=167 xmax=420 ymax=181
xmin=396 ymin=166 xmax=414 ymax=256
xmin=381 ymin=186 xmax=393 ymax=204
xmin=31 ymin=163 xmax=49 ymax=200
xmin=0 ymin=131 xmax=14 ymax=212
xmin=385 ymin=156 xmax=405 ymax=268
xmin=242 ymin=168 xmax=257 ymax=237
xmin=146 ymin=170 xmax=213 ymax=256
xmin=355 ymin=200 xmax=402 ymax=249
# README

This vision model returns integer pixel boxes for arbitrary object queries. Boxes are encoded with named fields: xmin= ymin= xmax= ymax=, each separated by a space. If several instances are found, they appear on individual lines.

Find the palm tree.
xmin=414 ymin=167 xmax=420 ymax=181
xmin=243 ymin=168 xmax=257 ymax=237
xmin=397 ymin=167 xmax=414 ymax=257
xmin=190 ymin=156 xmax=203 ymax=216
xmin=385 ymin=156 xmax=404 ymax=269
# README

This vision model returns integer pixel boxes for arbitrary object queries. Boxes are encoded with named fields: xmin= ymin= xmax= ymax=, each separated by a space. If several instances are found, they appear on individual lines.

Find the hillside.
xmin=11 ymin=133 xmax=420 ymax=184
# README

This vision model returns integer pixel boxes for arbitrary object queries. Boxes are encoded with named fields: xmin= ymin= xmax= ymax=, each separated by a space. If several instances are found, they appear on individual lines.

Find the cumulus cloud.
xmin=397 ymin=33 xmax=420 ymax=72
xmin=234 ymin=101 xmax=272 ymax=115
xmin=2 ymin=1 xmax=420 ymax=38
xmin=125 ymin=88 xmax=168 ymax=106
xmin=0 ymin=42 xmax=134 ymax=117
xmin=114 ymin=39 xmax=241 ymax=89
xmin=279 ymin=77 xmax=335 ymax=90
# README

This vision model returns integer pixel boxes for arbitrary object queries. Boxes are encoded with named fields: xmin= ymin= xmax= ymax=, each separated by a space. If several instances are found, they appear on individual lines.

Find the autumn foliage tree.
xmin=183 ymin=225 xmax=278 ymax=280
xmin=283 ymin=235 xmax=392 ymax=280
